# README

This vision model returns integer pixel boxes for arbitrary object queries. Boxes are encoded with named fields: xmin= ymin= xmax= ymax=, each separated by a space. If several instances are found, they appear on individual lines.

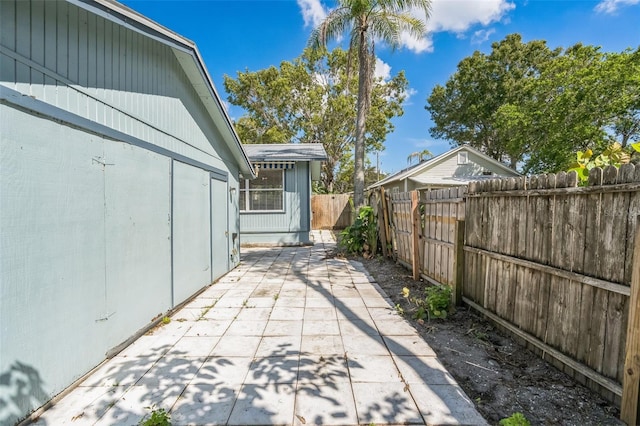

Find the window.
xmin=457 ymin=152 xmax=469 ymax=165
xmin=240 ymin=170 xmax=284 ymax=211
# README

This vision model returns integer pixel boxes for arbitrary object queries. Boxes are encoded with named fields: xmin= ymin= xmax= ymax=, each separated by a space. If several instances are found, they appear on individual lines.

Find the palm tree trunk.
xmin=354 ymin=31 xmax=369 ymax=211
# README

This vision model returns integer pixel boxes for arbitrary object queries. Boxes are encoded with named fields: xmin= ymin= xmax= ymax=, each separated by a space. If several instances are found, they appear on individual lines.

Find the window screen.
xmin=240 ymin=170 xmax=284 ymax=211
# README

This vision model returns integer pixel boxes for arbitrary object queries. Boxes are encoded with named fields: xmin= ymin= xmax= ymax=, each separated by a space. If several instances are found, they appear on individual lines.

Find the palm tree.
xmin=308 ymin=0 xmax=431 ymax=210
xmin=407 ymin=149 xmax=433 ymax=165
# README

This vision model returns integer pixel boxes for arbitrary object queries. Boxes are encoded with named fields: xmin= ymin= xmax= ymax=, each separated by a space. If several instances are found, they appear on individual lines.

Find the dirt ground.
xmin=349 ymin=253 xmax=623 ymax=426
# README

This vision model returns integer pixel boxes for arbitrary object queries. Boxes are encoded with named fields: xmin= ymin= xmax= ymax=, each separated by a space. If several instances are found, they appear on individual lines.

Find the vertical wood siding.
xmin=240 ymin=163 xmax=311 ymax=243
xmin=0 ymin=0 xmax=234 ymax=169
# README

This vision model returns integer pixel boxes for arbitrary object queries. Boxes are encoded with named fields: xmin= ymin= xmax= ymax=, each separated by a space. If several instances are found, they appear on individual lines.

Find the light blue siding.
xmin=0 ymin=0 xmax=239 ymax=172
xmin=240 ymin=162 xmax=312 ymax=245
xmin=0 ymin=1 xmax=248 ymax=422
xmin=172 ymin=161 xmax=212 ymax=304
xmin=103 ymin=142 xmax=173 ymax=349
xmin=1 ymin=108 xmax=107 ymax=403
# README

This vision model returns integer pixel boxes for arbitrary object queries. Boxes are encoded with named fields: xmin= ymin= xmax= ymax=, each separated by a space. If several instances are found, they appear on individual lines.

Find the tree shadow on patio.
xmin=45 ymin=340 xmax=360 ymax=425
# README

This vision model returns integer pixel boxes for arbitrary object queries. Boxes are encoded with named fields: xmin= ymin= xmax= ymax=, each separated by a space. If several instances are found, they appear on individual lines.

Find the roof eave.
xmin=77 ymin=0 xmax=256 ymax=178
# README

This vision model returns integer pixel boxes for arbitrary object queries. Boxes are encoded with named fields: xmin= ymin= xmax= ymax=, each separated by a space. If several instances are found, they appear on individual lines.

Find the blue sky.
xmin=121 ymin=0 xmax=640 ymax=174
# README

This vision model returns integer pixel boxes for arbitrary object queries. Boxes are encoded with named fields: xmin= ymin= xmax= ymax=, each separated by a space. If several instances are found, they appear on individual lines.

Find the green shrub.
xmin=139 ymin=407 xmax=171 ymax=426
xmin=402 ymin=284 xmax=452 ymax=320
xmin=425 ymin=284 xmax=452 ymax=319
xmin=499 ymin=412 xmax=530 ymax=426
xmin=340 ymin=206 xmax=377 ymax=257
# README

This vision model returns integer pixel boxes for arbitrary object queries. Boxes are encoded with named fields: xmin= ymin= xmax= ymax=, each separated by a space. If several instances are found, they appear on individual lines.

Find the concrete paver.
xmin=33 ymin=230 xmax=486 ymax=425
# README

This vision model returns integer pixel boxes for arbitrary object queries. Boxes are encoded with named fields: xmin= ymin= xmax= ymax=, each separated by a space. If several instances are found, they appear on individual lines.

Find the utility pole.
xmin=376 ymin=151 xmax=380 ymax=181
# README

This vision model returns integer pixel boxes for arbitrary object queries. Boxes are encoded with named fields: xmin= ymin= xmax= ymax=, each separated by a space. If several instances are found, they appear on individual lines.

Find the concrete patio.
xmin=32 ymin=230 xmax=486 ymax=425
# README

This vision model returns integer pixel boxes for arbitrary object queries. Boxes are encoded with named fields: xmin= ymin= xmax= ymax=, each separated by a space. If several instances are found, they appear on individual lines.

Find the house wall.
xmin=381 ymin=149 xmax=518 ymax=193
xmin=0 ymin=0 xmax=240 ymax=170
xmin=0 ymin=1 xmax=243 ymax=422
xmin=240 ymin=162 xmax=312 ymax=245
xmin=427 ymin=150 xmax=517 ymax=179
xmin=382 ymin=179 xmax=423 ymax=194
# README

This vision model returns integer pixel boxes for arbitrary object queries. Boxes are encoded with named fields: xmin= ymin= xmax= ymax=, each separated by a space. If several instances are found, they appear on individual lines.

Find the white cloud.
xmin=471 ymin=28 xmax=496 ymax=44
xmin=297 ymin=0 xmax=327 ymax=28
xmin=400 ymin=31 xmax=434 ymax=53
xmin=595 ymin=0 xmax=640 ymax=13
xmin=427 ymin=0 xmax=515 ymax=33
xmin=373 ymin=58 xmax=418 ymax=105
xmin=374 ymin=58 xmax=392 ymax=80
xmin=401 ymin=0 xmax=514 ymax=53
xmin=403 ymin=87 xmax=418 ymax=105
xmin=296 ymin=0 xmax=514 ymax=53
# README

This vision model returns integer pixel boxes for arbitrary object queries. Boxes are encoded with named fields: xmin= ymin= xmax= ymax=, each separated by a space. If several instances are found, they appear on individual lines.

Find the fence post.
xmin=380 ymin=188 xmax=392 ymax=258
xmin=411 ymin=190 xmax=420 ymax=280
xmin=377 ymin=189 xmax=388 ymax=258
xmin=622 ymin=216 xmax=640 ymax=425
xmin=452 ymin=219 xmax=465 ymax=306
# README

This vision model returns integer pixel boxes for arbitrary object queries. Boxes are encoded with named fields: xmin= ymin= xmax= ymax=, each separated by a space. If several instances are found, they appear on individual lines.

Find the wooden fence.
xmin=382 ymin=188 xmax=466 ymax=304
xmin=311 ymin=194 xmax=352 ymax=229
xmin=373 ymin=164 xmax=640 ymax=423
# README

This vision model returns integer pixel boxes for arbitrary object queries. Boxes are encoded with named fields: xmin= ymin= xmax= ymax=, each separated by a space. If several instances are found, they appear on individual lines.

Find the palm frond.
xmin=308 ymin=6 xmax=353 ymax=50
xmin=378 ymin=0 xmax=431 ymax=18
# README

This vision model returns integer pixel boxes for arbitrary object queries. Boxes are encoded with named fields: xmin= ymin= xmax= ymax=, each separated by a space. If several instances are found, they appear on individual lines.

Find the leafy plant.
xmin=568 ymin=142 xmax=631 ymax=185
xmin=425 ymin=285 xmax=452 ymax=319
xmin=394 ymin=303 xmax=405 ymax=316
xmin=139 ymin=407 xmax=171 ymax=426
xmin=402 ymin=284 xmax=452 ymax=320
xmin=340 ymin=205 xmax=377 ymax=258
xmin=499 ymin=412 xmax=531 ymax=426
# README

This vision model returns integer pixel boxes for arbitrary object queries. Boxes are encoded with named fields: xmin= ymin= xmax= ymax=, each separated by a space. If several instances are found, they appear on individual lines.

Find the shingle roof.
xmin=243 ymin=143 xmax=328 ymax=162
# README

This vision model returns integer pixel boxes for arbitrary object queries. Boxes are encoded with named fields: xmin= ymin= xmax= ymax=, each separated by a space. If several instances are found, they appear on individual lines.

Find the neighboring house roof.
xmin=243 ymin=144 xmax=329 ymax=162
xmin=368 ymin=145 xmax=519 ymax=189
xmin=86 ymin=0 xmax=255 ymax=178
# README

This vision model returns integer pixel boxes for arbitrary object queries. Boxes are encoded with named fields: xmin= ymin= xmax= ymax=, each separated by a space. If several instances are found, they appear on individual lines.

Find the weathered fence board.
xmin=418 ymin=188 xmax=466 ymax=294
xmin=390 ymin=192 xmax=413 ymax=266
xmin=622 ymin=216 xmax=640 ymax=424
xmin=311 ymin=194 xmax=352 ymax=229
xmin=374 ymin=164 xmax=640 ymax=413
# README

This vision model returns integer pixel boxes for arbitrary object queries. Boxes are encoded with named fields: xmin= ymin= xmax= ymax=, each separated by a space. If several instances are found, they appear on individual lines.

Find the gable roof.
xmin=243 ymin=144 xmax=328 ymax=162
xmin=368 ymin=145 xmax=519 ymax=189
xmin=80 ymin=0 xmax=255 ymax=178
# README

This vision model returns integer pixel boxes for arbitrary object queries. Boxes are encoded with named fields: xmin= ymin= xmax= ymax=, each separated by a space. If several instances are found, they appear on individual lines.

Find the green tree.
xmin=523 ymin=44 xmax=611 ymax=172
xmin=426 ymin=34 xmax=559 ymax=169
xmin=426 ymin=34 xmax=640 ymax=174
xmin=334 ymin=155 xmax=385 ymax=193
xmin=309 ymin=0 xmax=431 ymax=210
xmin=406 ymin=149 xmax=433 ymax=165
xmin=224 ymin=48 xmax=407 ymax=193
xmin=601 ymin=48 xmax=640 ymax=148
